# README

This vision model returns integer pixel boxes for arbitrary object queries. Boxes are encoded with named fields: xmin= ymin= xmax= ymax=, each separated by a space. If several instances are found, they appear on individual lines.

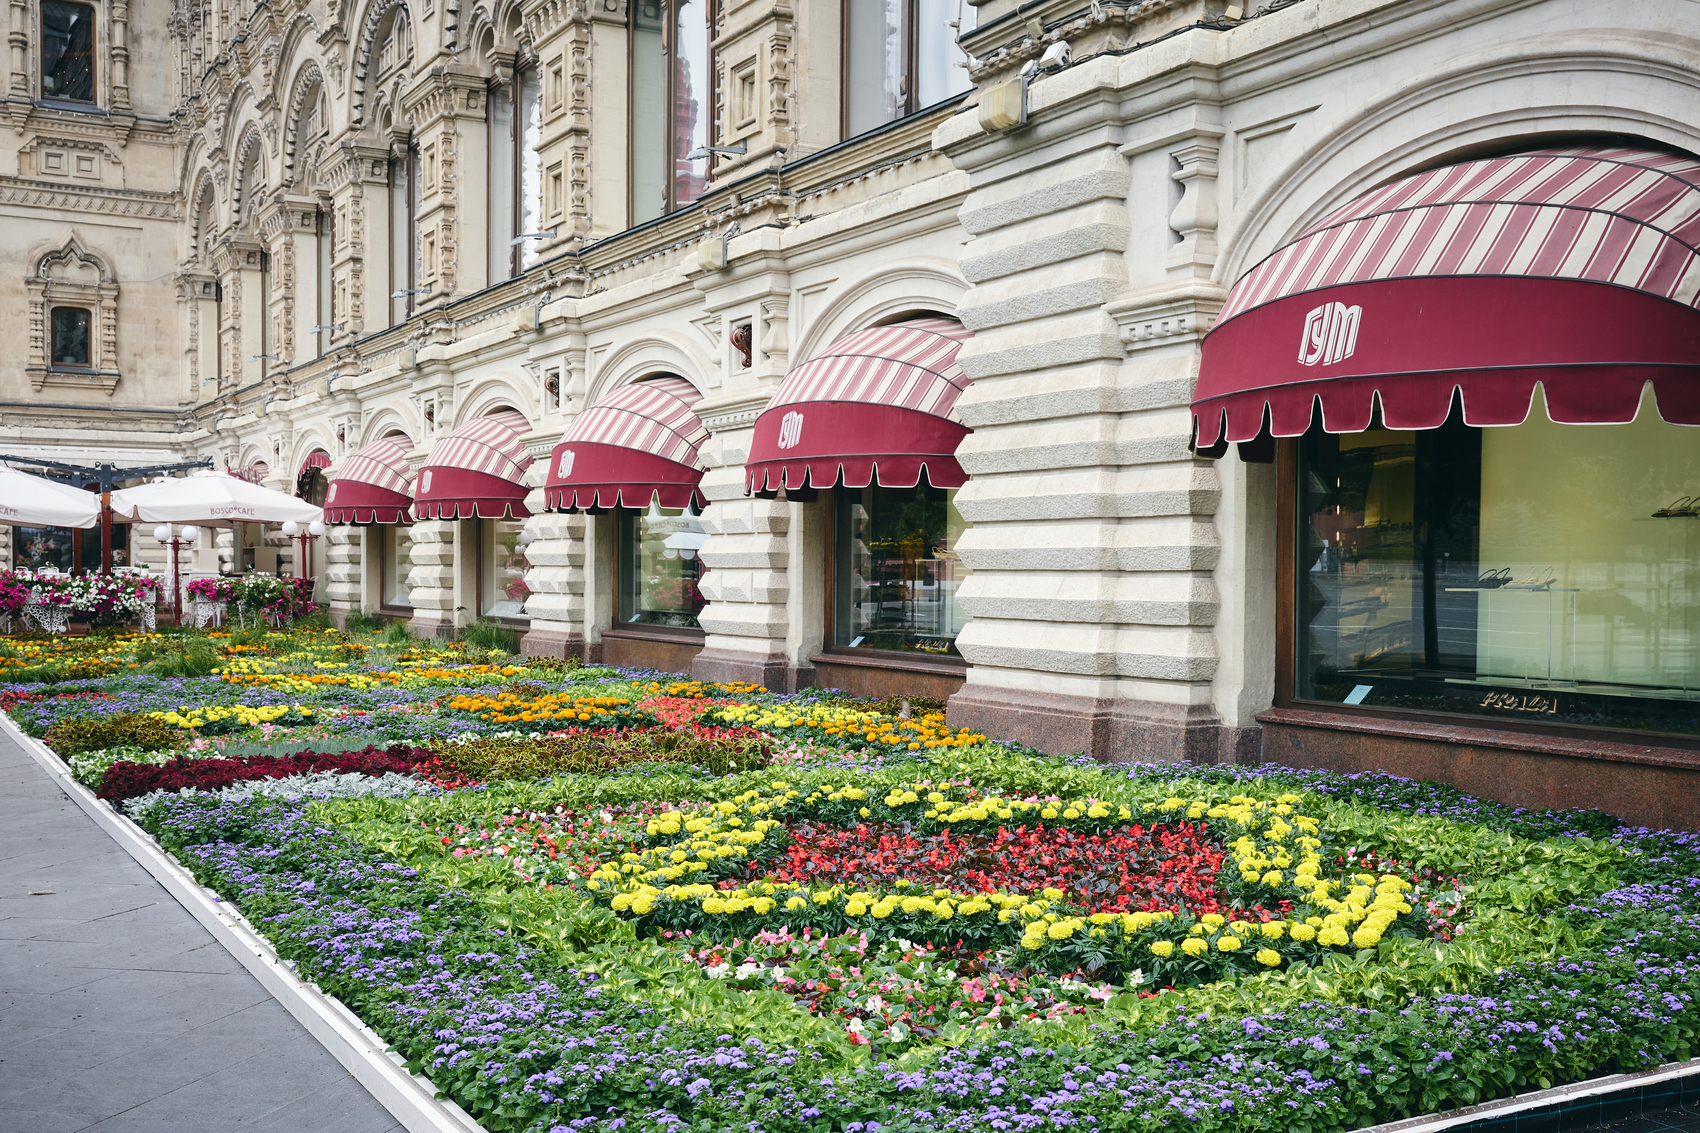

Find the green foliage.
xmin=142 ymin=638 xmax=222 ymax=677
xmin=43 ymin=711 xmax=187 ymax=757
xmin=342 ymin=610 xmax=384 ymax=635
xmin=438 ymin=727 xmax=772 ymax=781
xmin=380 ymin=618 xmax=414 ymax=644
xmin=520 ymin=653 xmax=584 ymax=675
xmin=460 ymin=618 xmax=518 ymax=652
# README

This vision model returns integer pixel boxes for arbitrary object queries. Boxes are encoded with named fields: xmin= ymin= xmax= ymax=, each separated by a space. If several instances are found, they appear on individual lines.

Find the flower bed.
xmin=6 ymin=625 xmax=1700 ymax=1133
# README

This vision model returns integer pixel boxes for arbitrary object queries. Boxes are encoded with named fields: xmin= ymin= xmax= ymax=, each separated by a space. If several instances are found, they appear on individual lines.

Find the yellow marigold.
xmin=1046 ymin=920 xmax=1077 ymax=941
xmin=1261 ymin=870 xmax=1285 ymax=886
xmin=701 ymin=897 xmax=728 ymax=915
xmin=871 ymin=902 xmax=894 ymax=919
xmin=1217 ymin=935 xmax=1242 ymax=952
xmin=1150 ymin=940 xmax=1175 ymax=957
xmin=1289 ymin=923 xmax=1317 ymax=942
xmin=1181 ymin=937 xmax=1209 ymax=957
xmin=1260 ymin=921 xmax=1285 ymax=940
xmin=1255 ymin=949 xmax=1282 ymax=968
xmin=1352 ymin=926 xmax=1382 ymax=949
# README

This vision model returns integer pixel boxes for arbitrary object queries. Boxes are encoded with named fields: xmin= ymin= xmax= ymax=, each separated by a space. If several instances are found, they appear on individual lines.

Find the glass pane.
xmin=17 ymin=526 xmax=74 ymax=572
xmin=42 ymin=2 xmax=94 ymax=101
xmin=915 ymin=0 xmax=966 ymax=107
xmin=672 ymin=0 xmax=709 ymax=209
xmin=835 ymin=483 xmax=970 ymax=655
xmin=487 ymin=80 xmax=515 ymax=280
xmin=389 ymin=159 xmax=408 ymax=326
xmin=482 ymin=519 xmax=529 ymax=617
xmin=518 ymin=67 xmax=542 ymax=264
xmin=846 ymin=0 xmax=907 ymax=136
xmin=317 ymin=210 xmax=332 ymax=356
xmin=51 ymin=307 xmax=89 ymax=365
xmin=620 ymin=505 xmax=707 ymax=628
xmin=383 ymin=526 xmax=413 ymax=608
xmin=630 ymin=0 xmax=666 ymax=224
xmin=1297 ymin=409 xmax=1700 ymax=737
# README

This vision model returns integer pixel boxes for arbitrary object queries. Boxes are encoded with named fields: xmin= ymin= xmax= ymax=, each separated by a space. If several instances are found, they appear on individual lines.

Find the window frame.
xmin=487 ymin=55 xmax=538 ymax=281
xmin=627 ymin=0 xmax=715 ymax=225
xmin=48 ymin=304 xmax=92 ymax=368
xmin=839 ymin=0 xmax=967 ymax=141
xmin=1272 ymin=436 xmax=1700 ymax=753
xmin=824 ymin=482 xmax=971 ymax=664
xmin=41 ymin=0 xmax=96 ymax=105
xmin=614 ymin=504 xmax=708 ymax=635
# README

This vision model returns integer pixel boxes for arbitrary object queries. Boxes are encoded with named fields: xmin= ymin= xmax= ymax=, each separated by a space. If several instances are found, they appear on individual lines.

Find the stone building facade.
xmin=0 ymin=0 xmax=1696 ymax=824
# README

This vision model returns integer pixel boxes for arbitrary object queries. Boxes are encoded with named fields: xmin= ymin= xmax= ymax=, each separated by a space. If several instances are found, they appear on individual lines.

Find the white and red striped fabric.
xmin=298 ymin=450 xmax=332 ymax=477
xmin=1194 ymin=147 xmax=1700 ymax=449
xmin=545 ymin=377 xmax=710 ymax=511
xmin=324 ymin=436 xmax=414 ymax=525
xmin=414 ymin=410 xmax=534 ymax=520
xmin=746 ymin=317 xmax=975 ymax=493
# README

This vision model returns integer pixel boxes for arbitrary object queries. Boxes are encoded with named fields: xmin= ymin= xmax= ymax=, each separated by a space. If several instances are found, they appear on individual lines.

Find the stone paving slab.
xmin=0 ymin=727 xmax=405 ymax=1133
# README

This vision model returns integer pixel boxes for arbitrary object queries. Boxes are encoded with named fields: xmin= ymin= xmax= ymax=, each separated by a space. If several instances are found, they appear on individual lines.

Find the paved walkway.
xmin=0 ymin=728 xmax=405 ymax=1133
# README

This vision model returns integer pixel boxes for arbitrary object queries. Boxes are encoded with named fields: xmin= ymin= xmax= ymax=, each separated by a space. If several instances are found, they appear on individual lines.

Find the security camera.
xmin=1038 ymin=41 xmax=1072 ymax=72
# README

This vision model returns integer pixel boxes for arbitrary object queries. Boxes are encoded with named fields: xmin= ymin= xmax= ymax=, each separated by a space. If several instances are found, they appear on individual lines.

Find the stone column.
xmin=690 ymin=423 xmax=795 ymax=689
xmin=406 ymin=518 xmax=457 ymax=637
xmin=519 ymin=510 xmax=587 ymax=659
xmin=937 ymin=94 xmax=1235 ymax=764
xmin=325 ymin=526 xmax=362 ymax=624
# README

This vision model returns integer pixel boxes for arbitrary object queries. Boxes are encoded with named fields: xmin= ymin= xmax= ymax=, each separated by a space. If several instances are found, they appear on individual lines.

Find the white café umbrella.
xmin=0 ymin=467 xmax=102 ymax=528
xmin=109 ymin=470 xmax=324 ymax=525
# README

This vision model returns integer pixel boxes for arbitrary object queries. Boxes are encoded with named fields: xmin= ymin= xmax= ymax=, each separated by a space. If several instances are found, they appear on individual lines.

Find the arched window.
xmin=630 ymin=0 xmax=710 ymax=224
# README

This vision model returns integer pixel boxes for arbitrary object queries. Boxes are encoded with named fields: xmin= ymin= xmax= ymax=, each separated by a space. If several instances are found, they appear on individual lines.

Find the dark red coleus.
xmin=97 ymin=745 xmax=433 ymax=802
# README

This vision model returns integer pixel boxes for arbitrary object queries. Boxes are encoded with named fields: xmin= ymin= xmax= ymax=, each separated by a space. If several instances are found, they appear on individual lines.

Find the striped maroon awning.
xmin=1193 ymin=146 xmax=1700 ymax=453
xmin=745 ymin=317 xmax=975 ymax=493
xmin=325 ymin=437 xmax=414 ymax=525
xmin=545 ymin=376 xmax=708 ymax=511
xmin=298 ymin=450 xmax=332 ymax=477
xmin=414 ymin=410 xmax=534 ymax=520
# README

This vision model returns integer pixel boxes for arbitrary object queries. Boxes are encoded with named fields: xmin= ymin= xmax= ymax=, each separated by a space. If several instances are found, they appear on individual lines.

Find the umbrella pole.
xmin=100 ymin=491 xmax=112 ymax=576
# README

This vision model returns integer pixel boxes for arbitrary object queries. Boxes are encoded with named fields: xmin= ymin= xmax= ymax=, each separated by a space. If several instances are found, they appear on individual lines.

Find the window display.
xmin=480 ymin=519 xmax=528 ymax=618
xmin=1296 ymin=406 xmax=1700 ymax=736
xmin=381 ymin=526 xmax=412 ymax=609
xmin=618 ymin=504 xmax=706 ymax=629
xmin=834 ymin=483 xmax=970 ymax=656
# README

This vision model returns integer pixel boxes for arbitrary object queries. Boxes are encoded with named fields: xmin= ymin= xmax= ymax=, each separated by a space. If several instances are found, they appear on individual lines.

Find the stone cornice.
xmin=0 ymin=176 xmax=180 ymax=218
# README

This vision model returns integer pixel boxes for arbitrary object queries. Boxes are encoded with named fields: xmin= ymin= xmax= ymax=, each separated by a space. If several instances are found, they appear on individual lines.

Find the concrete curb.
xmin=1354 ymin=1057 xmax=1700 ymax=1133
xmin=3 ymin=714 xmax=486 ymax=1133
xmin=10 ymin=713 xmax=1699 ymax=1133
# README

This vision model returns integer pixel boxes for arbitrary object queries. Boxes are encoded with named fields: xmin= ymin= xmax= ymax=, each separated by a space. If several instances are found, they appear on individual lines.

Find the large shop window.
xmin=42 ymin=1 xmax=94 ymax=103
xmin=630 ymin=0 xmax=710 ymax=225
xmin=380 ymin=525 xmax=413 ymax=609
xmin=16 ymin=524 xmax=127 ymax=572
xmin=618 ymin=504 xmax=707 ymax=629
xmin=844 ymin=0 xmax=968 ymax=138
xmin=834 ymin=482 xmax=969 ymax=656
xmin=1296 ymin=410 xmax=1700 ymax=737
xmin=477 ymin=518 xmax=529 ymax=619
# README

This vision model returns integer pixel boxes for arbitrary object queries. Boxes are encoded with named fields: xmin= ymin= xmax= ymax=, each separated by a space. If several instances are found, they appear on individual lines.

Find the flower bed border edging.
xmin=0 ymin=712 xmax=487 ymax=1133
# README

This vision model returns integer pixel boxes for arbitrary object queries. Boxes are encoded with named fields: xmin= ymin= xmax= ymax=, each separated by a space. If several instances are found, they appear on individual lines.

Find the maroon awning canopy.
xmin=1193 ymin=146 xmax=1700 ymax=456
xmin=545 ymin=377 xmax=708 ymax=511
xmin=325 ymin=437 xmax=414 ymax=525
xmin=413 ymin=411 xmax=534 ymax=520
xmin=745 ymin=317 xmax=975 ymax=493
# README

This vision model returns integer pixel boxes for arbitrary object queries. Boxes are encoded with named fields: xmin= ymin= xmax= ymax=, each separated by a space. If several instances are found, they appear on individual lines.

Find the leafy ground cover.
xmin=7 ymin=625 xmax=1700 ymax=1133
